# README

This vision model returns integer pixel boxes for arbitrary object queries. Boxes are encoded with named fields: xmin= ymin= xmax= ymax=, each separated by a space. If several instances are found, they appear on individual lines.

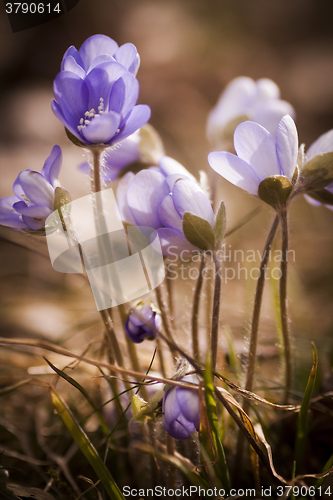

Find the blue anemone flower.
xmin=52 ymin=35 xmax=150 ymax=146
xmin=0 ymin=146 xmax=62 ymax=231
xmin=208 ymin=115 xmax=298 ymax=196
xmin=124 ymin=302 xmax=161 ymax=344
xmin=117 ymin=156 xmax=215 ymax=256
xmin=163 ymin=375 xmax=200 ymax=439
xmin=61 ymin=34 xmax=140 ymax=77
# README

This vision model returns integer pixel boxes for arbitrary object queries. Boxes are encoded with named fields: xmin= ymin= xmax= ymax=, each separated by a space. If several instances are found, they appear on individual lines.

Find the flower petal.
xmin=208 ymin=151 xmax=260 ymax=195
xmin=234 ymin=121 xmax=280 ymax=179
xmin=41 ymin=145 xmax=62 ymax=186
xmin=80 ymin=112 xmax=121 ymax=144
xmin=114 ymin=43 xmax=140 ymax=75
xmin=13 ymin=201 xmax=52 ymax=218
xmin=61 ymin=46 xmax=83 ymax=70
xmin=158 ymin=194 xmax=183 ymax=231
xmin=166 ymin=412 xmax=195 ymax=439
xmin=0 ymin=196 xmax=28 ymax=229
xmin=252 ymin=100 xmax=295 ymax=137
xmin=114 ymin=105 xmax=151 ymax=144
xmin=116 ymin=171 xmax=136 ymax=224
xmin=172 ymin=179 xmax=215 ymax=227
xmin=17 ymin=170 xmax=54 ymax=207
xmin=79 ymin=35 xmax=118 ymax=72
xmin=53 ymin=71 xmax=89 ymax=131
xmin=104 ymin=131 xmax=140 ymax=169
xmin=254 ymin=78 xmax=280 ymax=102
xmin=157 ymin=227 xmax=197 ymax=256
xmin=176 ymin=387 xmax=200 ymax=430
xmin=61 ymin=55 xmax=86 ymax=79
xmin=22 ymin=215 xmax=46 ymax=230
xmin=51 ymin=100 xmax=79 ymax=139
xmin=158 ymin=156 xmax=196 ymax=183
xmin=163 ymin=389 xmax=181 ymax=426
xmin=275 ymin=115 xmax=298 ymax=180
xmin=207 ymin=77 xmax=256 ymax=139
xmin=306 ymin=129 xmax=333 ymax=160
xmin=109 ymin=73 xmax=139 ymax=117
xmin=126 ymin=170 xmax=169 ymax=228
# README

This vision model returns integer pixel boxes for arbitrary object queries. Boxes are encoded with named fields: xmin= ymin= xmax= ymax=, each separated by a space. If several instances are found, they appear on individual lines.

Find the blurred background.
xmin=1 ymin=0 xmax=333 ymax=391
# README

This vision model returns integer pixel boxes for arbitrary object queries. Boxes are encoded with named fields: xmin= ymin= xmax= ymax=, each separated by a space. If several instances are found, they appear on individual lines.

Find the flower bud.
xmin=162 ymin=374 xmax=200 ymax=439
xmin=124 ymin=301 xmax=161 ymax=343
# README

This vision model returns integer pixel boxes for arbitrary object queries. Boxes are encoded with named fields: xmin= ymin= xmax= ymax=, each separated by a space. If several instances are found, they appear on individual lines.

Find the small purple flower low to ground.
xmin=124 ymin=302 xmax=161 ymax=343
xmin=52 ymin=34 xmax=151 ymax=147
xmin=117 ymin=156 xmax=215 ymax=256
xmin=207 ymin=76 xmax=295 ymax=147
xmin=163 ymin=374 xmax=200 ymax=439
xmin=0 ymin=145 xmax=62 ymax=231
xmin=208 ymin=115 xmax=298 ymax=197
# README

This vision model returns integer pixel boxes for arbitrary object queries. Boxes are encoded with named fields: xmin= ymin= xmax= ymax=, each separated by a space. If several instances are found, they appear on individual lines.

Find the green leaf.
xmin=258 ymin=175 xmax=293 ymax=210
xmin=301 ymin=152 xmax=333 ymax=190
xmin=203 ymin=358 xmax=230 ymax=490
xmin=50 ymin=387 xmax=124 ymax=500
xmin=305 ymin=188 xmax=333 ymax=206
xmin=45 ymin=358 xmax=110 ymax=436
xmin=214 ymin=201 xmax=227 ymax=249
xmin=295 ymin=343 xmax=318 ymax=474
xmin=183 ymin=212 xmax=215 ymax=251
xmin=65 ymin=128 xmax=87 ymax=148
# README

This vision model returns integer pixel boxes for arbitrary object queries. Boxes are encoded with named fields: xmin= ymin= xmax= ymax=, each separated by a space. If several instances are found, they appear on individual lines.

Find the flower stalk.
xmin=211 ymin=252 xmax=223 ymax=372
xmin=234 ymin=213 xmax=279 ymax=479
xmin=191 ymin=253 xmax=206 ymax=359
xmin=279 ymin=207 xmax=292 ymax=405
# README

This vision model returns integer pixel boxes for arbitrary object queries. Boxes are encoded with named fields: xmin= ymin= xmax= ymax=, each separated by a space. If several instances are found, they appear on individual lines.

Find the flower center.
xmin=77 ymin=97 xmax=105 ymax=133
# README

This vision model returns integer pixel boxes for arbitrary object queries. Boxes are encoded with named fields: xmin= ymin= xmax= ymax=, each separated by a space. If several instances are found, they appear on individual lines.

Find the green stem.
xmin=211 ymin=253 xmax=222 ymax=372
xmin=279 ymin=207 xmax=292 ymax=405
xmin=192 ymin=253 xmax=206 ymax=359
xmin=233 ymin=214 xmax=279 ymax=482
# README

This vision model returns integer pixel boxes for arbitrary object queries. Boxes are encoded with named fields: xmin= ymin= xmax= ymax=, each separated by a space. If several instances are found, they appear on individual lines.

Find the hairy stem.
xmin=233 ymin=214 xmax=279 ymax=482
xmin=155 ymin=283 xmax=176 ymax=358
xmin=279 ymin=208 xmax=292 ymax=405
xmin=211 ymin=253 xmax=222 ymax=372
xmin=192 ymin=253 xmax=206 ymax=359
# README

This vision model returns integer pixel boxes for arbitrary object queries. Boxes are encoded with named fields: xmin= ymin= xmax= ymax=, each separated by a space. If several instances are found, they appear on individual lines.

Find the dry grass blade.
xmin=50 ymin=386 xmax=124 ymax=500
xmin=44 ymin=357 xmax=110 ymax=436
xmin=129 ymin=441 xmax=209 ymax=489
xmin=0 ymin=337 xmax=200 ymax=390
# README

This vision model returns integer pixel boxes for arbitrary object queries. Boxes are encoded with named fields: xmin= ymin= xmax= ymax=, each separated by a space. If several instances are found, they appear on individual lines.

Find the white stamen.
xmin=77 ymin=98 xmax=107 ymax=134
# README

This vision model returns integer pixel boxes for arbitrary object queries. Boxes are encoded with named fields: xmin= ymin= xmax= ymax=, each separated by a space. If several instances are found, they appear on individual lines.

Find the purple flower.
xmin=124 ymin=302 xmax=161 ymax=343
xmin=162 ymin=375 xmax=200 ymax=439
xmin=301 ymin=129 xmax=333 ymax=210
xmin=116 ymin=156 xmax=214 ymax=255
xmin=61 ymin=34 xmax=140 ymax=77
xmin=52 ymin=35 xmax=151 ymax=146
xmin=207 ymin=77 xmax=295 ymax=147
xmin=0 ymin=146 xmax=62 ymax=231
xmin=208 ymin=115 xmax=298 ymax=197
